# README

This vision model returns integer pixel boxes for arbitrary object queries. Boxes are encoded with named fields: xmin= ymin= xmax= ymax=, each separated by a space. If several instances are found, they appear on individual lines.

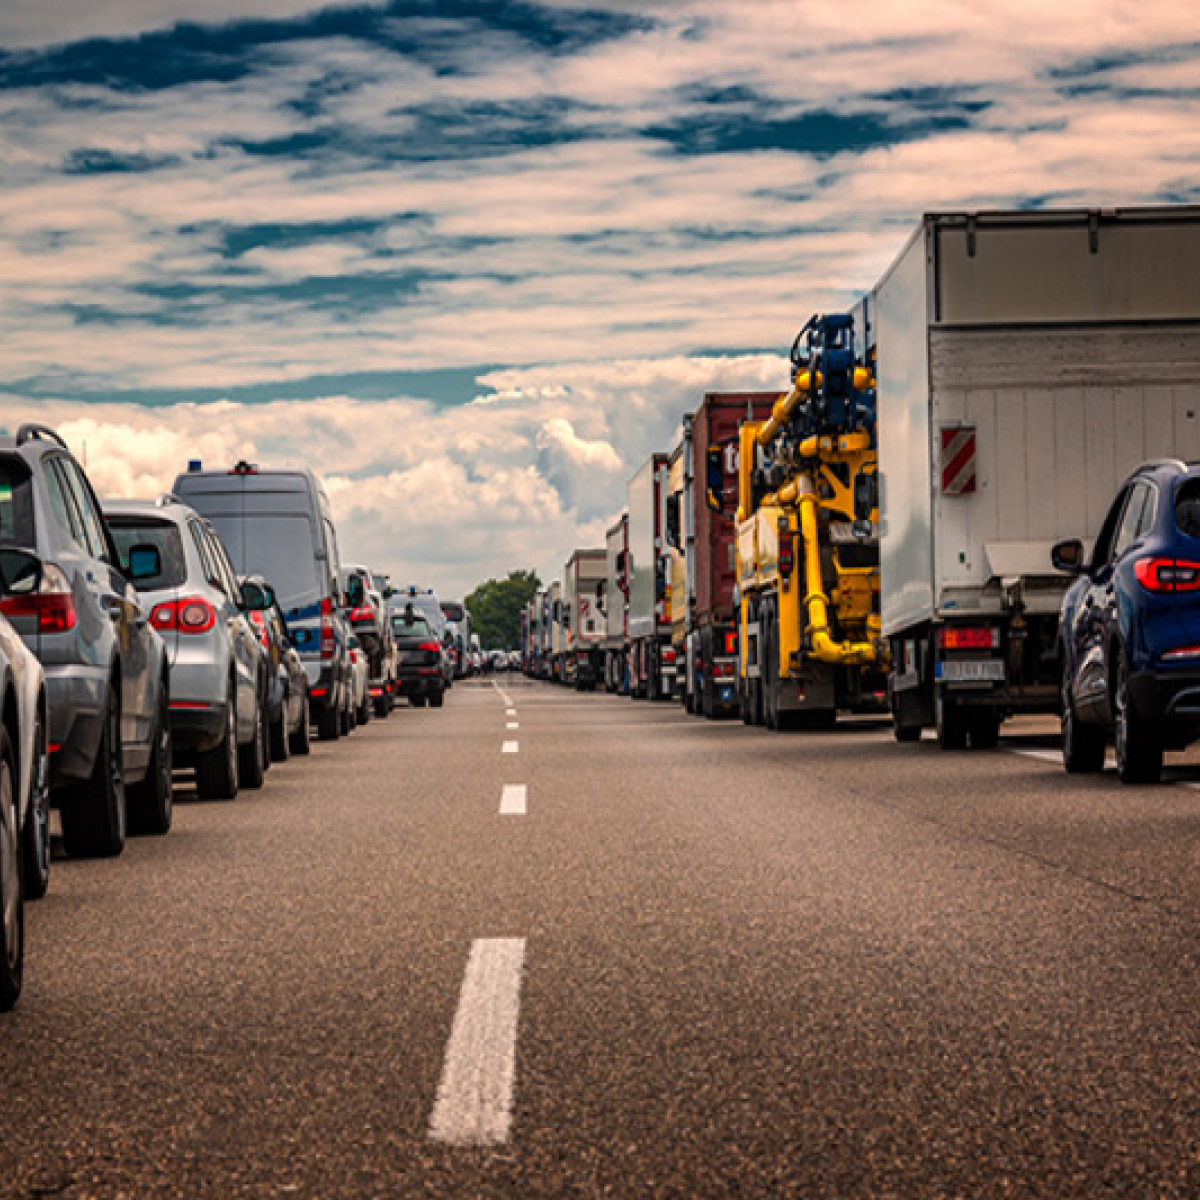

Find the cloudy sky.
xmin=1 ymin=1 xmax=1198 ymax=597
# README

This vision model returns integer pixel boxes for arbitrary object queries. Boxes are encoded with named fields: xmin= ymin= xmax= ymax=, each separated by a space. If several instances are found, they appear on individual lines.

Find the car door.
xmin=1074 ymin=482 xmax=1152 ymax=723
xmin=203 ymin=525 xmax=260 ymax=741
xmin=59 ymin=458 xmax=157 ymax=758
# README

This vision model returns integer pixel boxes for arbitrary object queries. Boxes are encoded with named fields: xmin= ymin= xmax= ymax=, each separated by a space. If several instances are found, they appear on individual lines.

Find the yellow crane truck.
xmin=729 ymin=313 xmax=889 ymax=729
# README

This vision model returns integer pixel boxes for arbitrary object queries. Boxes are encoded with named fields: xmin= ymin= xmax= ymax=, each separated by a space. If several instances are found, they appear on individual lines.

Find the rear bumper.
xmin=1132 ymin=667 xmax=1200 ymax=730
xmin=45 ymin=664 xmax=108 ymax=789
xmin=397 ymin=668 xmax=442 ymax=697
xmin=169 ymin=702 xmax=226 ymax=758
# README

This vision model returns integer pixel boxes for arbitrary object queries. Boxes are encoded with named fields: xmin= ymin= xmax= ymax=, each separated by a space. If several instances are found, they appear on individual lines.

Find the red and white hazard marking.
xmin=941 ymin=427 xmax=977 ymax=495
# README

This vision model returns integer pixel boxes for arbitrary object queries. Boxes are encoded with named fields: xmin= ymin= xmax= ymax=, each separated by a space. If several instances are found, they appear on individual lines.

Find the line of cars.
xmin=0 ymin=429 xmax=464 ymax=1009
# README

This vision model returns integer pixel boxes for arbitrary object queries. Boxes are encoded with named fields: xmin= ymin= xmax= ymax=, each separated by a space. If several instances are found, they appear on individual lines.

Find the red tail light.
xmin=662 ymin=647 xmax=677 ymax=663
xmin=247 ymin=609 xmax=271 ymax=648
xmin=349 ymin=606 xmax=374 ymax=622
xmin=150 ymin=597 xmax=216 ymax=634
xmin=0 ymin=562 xmax=77 ymax=633
xmin=418 ymin=641 xmax=441 ymax=654
xmin=938 ymin=626 xmax=997 ymax=651
xmin=1134 ymin=558 xmax=1200 ymax=593
xmin=320 ymin=597 xmax=335 ymax=659
xmin=724 ymin=631 xmax=737 ymax=655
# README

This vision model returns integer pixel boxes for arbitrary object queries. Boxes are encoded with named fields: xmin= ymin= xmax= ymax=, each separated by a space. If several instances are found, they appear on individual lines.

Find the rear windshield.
xmin=393 ymin=613 xmax=435 ymax=640
xmin=405 ymin=594 xmax=446 ymax=633
xmin=1176 ymin=478 xmax=1200 ymax=538
xmin=108 ymin=518 xmax=187 ymax=590
xmin=0 ymin=461 xmax=35 ymax=547
xmin=207 ymin=513 xmax=321 ymax=609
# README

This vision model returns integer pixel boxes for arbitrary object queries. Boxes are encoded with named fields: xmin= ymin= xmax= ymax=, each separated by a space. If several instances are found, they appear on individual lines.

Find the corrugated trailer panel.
xmin=627 ymin=456 xmax=664 ymax=641
xmin=692 ymin=392 xmax=778 ymax=625
xmin=568 ymin=550 xmax=607 ymax=649
xmin=604 ymin=516 xmax=627 ymax=646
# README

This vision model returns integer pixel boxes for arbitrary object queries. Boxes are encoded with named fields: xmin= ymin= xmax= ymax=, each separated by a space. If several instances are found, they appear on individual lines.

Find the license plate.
xmin=936 ymin=660 xmax=1006 ymax=683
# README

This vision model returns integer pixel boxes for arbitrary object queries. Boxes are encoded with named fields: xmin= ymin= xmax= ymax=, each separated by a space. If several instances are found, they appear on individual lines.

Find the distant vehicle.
xmin=106 ymin=496 xmax=269 ymax=801
xmin=0 ymin=556 xmax=49 ymax=1010
xmin=489 ymin=649 xmax=509 ymax=673
xmin=173 ymin=461 xmax=352 ymax=742
xmin=391 ymin=604 xmax=446 ymax=707
xmin=0 ymin=425 xmax=171 ymax=857
xmin=347 ymin=633 xmax=371 ymax=727
xmin=1056 ymin=459 xmax=1200 ymax=784
xmin=392 ymin=587 xmax=452 ymax=688
xmin=341 ymin=564 xmax=396 ymax=718
xmin=441 ymin=601 xmax=473 ymax=679
xmin=239 ymin=575 xmax=311 ymax=761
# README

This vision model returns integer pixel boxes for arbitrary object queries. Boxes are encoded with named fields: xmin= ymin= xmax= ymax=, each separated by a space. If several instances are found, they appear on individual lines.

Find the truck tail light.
xmin=714 ymin=662 xmax=735 ymax=678
xmin=724 ymin=631 xmax=738 ymax=655
xmin=0 ymin=562 xmax=76 ymax=633
xmin=149 ymin=596 xmax=216 ymax=634
xmin=777 ymin=519 xmax=794 ymax=577
xmin=938 ymin=625 xmax=998 ymax=651
xmin=320 ymin=597 xmax=335 ymax=658
xmin=1134 ymin=558 xmax=1200 ymax=593
xmin=662 ymin=647 xmax=677 ymax=663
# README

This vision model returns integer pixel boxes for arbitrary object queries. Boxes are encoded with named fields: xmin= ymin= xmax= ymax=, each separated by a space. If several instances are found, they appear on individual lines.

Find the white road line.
xmin=500 ymin=784 xmax=527 ymax=815
xmin=506 ymin=708 xmax=516 ymax=717
xmin=506 ymin=721 xmax=519 ymax=730
xmin=429 ymin=938 xmax=526 ymax=1146
xmin=502 ymin=740 xmax=519 ymax=754
xmin=1006 ymin=748 xmax=1063 ymax=765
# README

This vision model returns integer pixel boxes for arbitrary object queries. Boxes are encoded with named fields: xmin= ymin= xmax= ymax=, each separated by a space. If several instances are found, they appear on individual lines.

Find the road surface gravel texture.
xmin=5 ymin=679 xmax=1200 ymax=1198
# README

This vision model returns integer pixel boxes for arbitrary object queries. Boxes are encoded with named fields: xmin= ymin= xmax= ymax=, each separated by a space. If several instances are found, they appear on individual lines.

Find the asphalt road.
xmin=7 ymin=679 xmax=1200 ymax=1197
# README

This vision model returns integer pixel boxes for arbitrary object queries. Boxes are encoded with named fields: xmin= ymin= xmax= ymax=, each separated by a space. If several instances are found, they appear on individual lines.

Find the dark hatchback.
xmin=1055 ymin=458 xmax=1200 ymax=783
xmin=391 ymin=608 xmax=445 ymax=708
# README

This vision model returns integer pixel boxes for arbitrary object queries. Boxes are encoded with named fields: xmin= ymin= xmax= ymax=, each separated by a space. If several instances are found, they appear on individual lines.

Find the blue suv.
xmin=1054 ymin=459 xmax=1200 ymax=784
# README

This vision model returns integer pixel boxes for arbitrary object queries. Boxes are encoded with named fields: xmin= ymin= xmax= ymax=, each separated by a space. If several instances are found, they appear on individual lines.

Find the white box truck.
xmin=562 ymin=549 xmax=607 ymax=690
xmin=877 ymin=207 xmax=1200 ymax=747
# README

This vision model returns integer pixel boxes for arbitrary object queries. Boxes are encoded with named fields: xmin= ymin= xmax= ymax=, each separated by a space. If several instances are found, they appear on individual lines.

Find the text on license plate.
xmin=936 ymin=659 xmax=1006 ymax=683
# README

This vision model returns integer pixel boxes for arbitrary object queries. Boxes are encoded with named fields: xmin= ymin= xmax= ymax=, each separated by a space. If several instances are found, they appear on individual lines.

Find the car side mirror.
xmin=126 ymin=543 xmax=162 ymax=582
xmin=1052 ymin=539 xmax=1086 ymax=574
xmin=240 ymin=579 xmax=271 ymax=611
xmin=0 ymin=547 xmax=43 ymax=596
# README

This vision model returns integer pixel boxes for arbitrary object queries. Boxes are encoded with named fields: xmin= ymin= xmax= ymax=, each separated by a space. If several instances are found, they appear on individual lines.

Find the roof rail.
xmin=1135 ymin=458 xmax=1188 ymax=475
xmin=155 ymin=493 xmax=183 ymax=507
xmin=15 ymin=424 xmax=67 ymax=450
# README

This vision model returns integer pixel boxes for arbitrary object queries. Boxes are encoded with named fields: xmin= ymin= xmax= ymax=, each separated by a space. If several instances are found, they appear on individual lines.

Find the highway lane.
xmin=6 ymin=680 xmax=1200 ymax=1196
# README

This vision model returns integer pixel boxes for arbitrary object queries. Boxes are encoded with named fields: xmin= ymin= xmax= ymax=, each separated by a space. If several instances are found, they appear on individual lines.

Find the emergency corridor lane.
xmin=6 ymin=679 xmax=1200 ymax=1197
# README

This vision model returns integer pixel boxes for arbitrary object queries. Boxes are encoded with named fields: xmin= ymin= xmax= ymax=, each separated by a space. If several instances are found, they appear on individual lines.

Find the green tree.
xmin=465 ymin=569 xmax=541 ymax=650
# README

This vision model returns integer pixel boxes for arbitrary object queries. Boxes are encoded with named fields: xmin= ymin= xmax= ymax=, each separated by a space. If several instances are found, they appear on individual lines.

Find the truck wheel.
xmin=61 ymin=685 xmax=127 ymax=857
xmin=21 ymin=709 xmax=50 ymax=901
xmin=934 ymin=688 xmax=968 ymax=751
xmin=128 ymin=682 xmax=173 ymax=835
xmin=1114 ymin=652 xmax=1163 ymax=784
xmin=411 ymin=694 xmax=427 ymax=708
xmin=967 ymin=710 xmax=1001 ymax=750
xmin=892 ymin=712 xmax=921 ymax=743
xmin=0 ymin=727 xmax=24 ymax=1012
xmin=197 ymin=691 xmax=239 ymax=800
xmin=289 ymin=689 xmax=312 ymax=757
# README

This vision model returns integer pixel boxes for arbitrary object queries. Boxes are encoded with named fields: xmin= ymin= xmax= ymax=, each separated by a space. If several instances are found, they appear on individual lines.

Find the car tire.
xmin=317 ymin=698 xmax=340 ymax=741
xmin=429 ymin=689 xmax=445 ymax=709
xmin=411 ymin=694 xmax=427 ymax=708
xmin=196 ymin=690 xmax=239 ymax=801
xmin=0 ymin=726 xmax=24 ymax=1012
xmin=270 ymin=690 xmax=290 ymax=764
xmin=128 ymin=681 xmax=173 ymax=835
xmin=21 ymin=709 xmax=50 ymax=902
xmin=357 ymin=695 xmax=371 ymax=726
xmin=61 ymin=683 xmax=127 ymax=858
xmin=289 ymin=689 xmax=312 ymax=757
xmin=239 ymin=691 xmax=267 ymax=791
xmin=1114 ymin=651 xmax=1163 ymax=784
xmin=1061 ymin=670 xmax=1105 ymax=774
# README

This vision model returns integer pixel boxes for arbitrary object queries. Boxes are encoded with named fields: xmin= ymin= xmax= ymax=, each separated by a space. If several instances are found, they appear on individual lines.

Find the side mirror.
xmin=240 ymin=579 xmax=271 ymax=611
xmin=706 ymin=446 xmax=725 ymax=513
xmin=1052 ymin=539 xmax=1086 ymax=574
xmin=0 ymin=548 xmax=43 ymax=596
xmin=126 ymin=543 xmax=162 ymax=582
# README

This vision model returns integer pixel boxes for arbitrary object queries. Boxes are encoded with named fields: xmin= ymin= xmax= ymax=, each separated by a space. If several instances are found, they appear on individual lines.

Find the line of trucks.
xmin=522 ymin=206 xmax=1200 ymax=747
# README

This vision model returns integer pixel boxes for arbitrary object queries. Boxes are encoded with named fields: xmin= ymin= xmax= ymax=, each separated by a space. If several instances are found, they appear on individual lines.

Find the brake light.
xmin=724 ymin=631 xmax=737 ymax=655
xmin=350 ymin=649 xmax=360 ymax=664
xmin=778 ymin=533 xmax=794 ymax=578
xmin=247 ymin=609 xmax=271 ymax=648
xmin=1162 ymin=646 xmax=1200 ymax=661
xmin=0 ymin=562 xmax=77 ymax=634
xmin=349 ymin=606 xmax=374 ymax=622
xmin=320 ymin=597 xmax=334 ymax=659
xmin=1134 ymin=558 xmax=1200 ymax=593
xmin=714 ymin=662 xmax=735 ymax=678
xmin=418 ymin=641 xmax=441 ymax=653
xmin=938 ymin=626 xmax=998 ymax=651
xmin=149 ymin=597 xmax=216 ymax=634
xmin=662 ymin=647 xmax=677 ymax=663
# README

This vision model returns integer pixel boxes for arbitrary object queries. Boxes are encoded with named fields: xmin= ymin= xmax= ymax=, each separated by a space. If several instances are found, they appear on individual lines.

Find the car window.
xmin=1112 ymin=483 xmax=1151 ymax=561
xmin=1176 ymin=478 xmax=1200 ymax=538
xmin=109 ymin=519 xmax=188 ymax=590
xmin=393 ymin=613 xmax=434 ymax=639
xmin=44 ymin=458 xmax=87 ymax=548
xmin=59 ymin=458 xmax=111 ymax=562
xmin=188 ymin=520 xmax=222 ymax=590
xmin=0 ymin=462 xmax=35 ymax=547
xmin=207 ymin=514 xmax=321 ymax=610
xmin=205 ymin=525 xmax=241 ymax=599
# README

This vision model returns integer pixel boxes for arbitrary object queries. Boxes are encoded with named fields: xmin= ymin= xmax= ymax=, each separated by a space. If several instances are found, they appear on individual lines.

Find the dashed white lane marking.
xmin=429 ymin=938 xmax=526 ymax=1146
xmin=1006 ymin=748 xmax=1063 ymax=765
xmin=502 ymin=740 xmax=519 ymax=754
xmin=506 ymin=721 xmax=519 ymax=730
xmin=506 ymin=708 xmax=516 ymax=717
xmin=500 ymin=784 xmax=527 ymax=815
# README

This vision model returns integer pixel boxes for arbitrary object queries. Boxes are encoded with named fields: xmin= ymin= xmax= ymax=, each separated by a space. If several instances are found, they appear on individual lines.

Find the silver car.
xmin=0 ymin=548 xmax=52 ymax=1009
xmin=104 ymin=497 xmax=269 ymax=801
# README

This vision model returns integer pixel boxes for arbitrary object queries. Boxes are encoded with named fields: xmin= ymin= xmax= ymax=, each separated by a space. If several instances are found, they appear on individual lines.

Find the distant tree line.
xmin=465 ymin=569 xmax=541 ymax=650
